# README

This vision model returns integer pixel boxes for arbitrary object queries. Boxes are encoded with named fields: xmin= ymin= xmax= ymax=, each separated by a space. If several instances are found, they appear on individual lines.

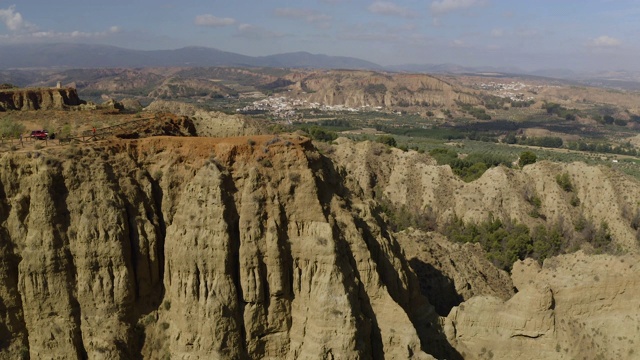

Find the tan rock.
xmin=330 ymin=138 xmax=640 ymax=253
xmin=0 ymin=136 xmax=444 ymax=359
xmin=445 ymin=253 xmax=640 ymax=359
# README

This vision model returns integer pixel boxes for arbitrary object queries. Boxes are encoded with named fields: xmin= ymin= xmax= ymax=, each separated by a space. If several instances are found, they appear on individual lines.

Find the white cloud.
xmin=452 ymin=39 xmax=466 ymax=47
xmin=274 ymin=8 xmax=332 ymax=27
xmin=0 ymin=5 xmax=37 ymax=32
xmin=368 ymin=1 xmax=414 ymax=18
xmin=430 ymin=0 xmax=483 ymax=15
xmin=0 ymin=5 xmax=120 ymax=43
xmin=589 ymin=35 xmax=621 ymax=47
xmin=29 ymin=26 xmax=121 ymax=40
xmin=491 ymin=28 xmax=503 ymax=37
xmin=516 ymin=28 xmax=538 ymax=38
xmin=235 ymin=24 xmax=285 ymax=40
xmin=194 ymin=14 xmax=236 ymax=27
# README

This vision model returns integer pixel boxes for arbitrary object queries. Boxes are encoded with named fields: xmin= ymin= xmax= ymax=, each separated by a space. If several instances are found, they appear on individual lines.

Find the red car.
xmin=30 ymin=130 xmax=48 ymax=140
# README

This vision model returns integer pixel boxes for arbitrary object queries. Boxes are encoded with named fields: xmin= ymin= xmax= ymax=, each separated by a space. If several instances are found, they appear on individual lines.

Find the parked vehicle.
xmin=30 ymin=130 xmax=48 ymax=140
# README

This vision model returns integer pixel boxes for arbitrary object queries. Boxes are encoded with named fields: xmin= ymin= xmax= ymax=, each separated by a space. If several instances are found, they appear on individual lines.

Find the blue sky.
xmin=1 ymin=0 xmax=639 ymax=71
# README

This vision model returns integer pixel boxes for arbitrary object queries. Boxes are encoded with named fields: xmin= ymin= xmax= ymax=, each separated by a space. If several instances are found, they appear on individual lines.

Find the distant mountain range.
xmin=0 ymin=43 xmax=382 ymax=70
xmin=2 ymin=43 xmax=640 ymax=90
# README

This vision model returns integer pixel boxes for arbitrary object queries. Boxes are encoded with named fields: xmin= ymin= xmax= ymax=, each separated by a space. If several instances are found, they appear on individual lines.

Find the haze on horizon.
xmin=1 ymin=0 xmax=638 ymax=72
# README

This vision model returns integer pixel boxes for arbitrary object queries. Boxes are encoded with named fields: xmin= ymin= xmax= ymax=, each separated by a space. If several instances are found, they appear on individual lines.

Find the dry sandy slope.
xmin=329 ymin=137 xmax=640 ymax=359
xmin=445 ymin=252 xmax=640 ymax=360
xmin=330 ymin=138 xmax=640 ymax=253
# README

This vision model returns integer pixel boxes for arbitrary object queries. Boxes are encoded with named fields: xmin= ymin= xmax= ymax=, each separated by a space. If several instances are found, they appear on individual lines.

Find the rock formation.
xmin=445 ymin=252 xmax=640 ymax=359
xmin=0 ymin=87 xmax=82 ymax=111
xmin=329 ymin=138 xmax=640 ymax=252
xmin=289 ymin=70 xmax=479 ymax=108
xmin=0 ymin=135 xmax=456 ymax=359
xmin=145 ymin=100 xmax=266 ymax=137
xmin=396 ymin=230 xmax=514 ymax=316
xmin=3 ymin=131 xmax=640 ymax=359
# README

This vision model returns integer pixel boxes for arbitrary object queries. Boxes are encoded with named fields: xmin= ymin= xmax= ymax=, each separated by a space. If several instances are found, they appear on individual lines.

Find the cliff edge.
xmin=0 ymin=135 xmax=454 ymax=359
xmin=0 ymin=87 xmax=82 ymax=111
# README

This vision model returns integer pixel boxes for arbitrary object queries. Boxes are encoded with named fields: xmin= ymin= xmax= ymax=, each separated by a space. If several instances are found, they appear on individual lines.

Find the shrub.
xmin=377 ymin=135 xmax=397 ymax=147
xmin=556 ymin=172 xmax=574 ymax=192
xmin=631 ymin=209 xmax=640 ymax=230
xmin=364 ymin=83 xmax=387 ymax=95
xmin=570 ymin=194 xmax=580 ymax=207
xmin=0 ymin=117 xmax=26 ymax=138
xmin=614 ymin=118 xmax=628 ymax=126
xmin=306 ymin=127 xmax=337 ymax=142
xmin=518 ymin=151 xmax=537 ymax=167
xmin=590 ymin=222 xmax=613 ymax=252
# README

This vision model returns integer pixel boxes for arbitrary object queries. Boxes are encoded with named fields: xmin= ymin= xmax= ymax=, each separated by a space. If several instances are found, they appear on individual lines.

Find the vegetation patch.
xmin=442 ymin=216 xmax=614 ymax=271
xmin=556 ymin=172 xmax=574 ymax=192
xmin=429 ymin=148 xmax=512 ymax=182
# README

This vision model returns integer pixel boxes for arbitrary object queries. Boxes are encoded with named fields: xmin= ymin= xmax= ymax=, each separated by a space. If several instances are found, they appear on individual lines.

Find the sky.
xmin=1 ymin=0 xmax=639 ymax=71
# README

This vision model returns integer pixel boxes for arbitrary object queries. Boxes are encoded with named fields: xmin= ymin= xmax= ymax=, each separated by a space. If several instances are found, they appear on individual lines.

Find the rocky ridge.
xmin=145 ymin=100 xmax=266 ymax=137
xmin=0 ymin=135 xmax=455 ymax=359
xmin=0 ymin=88 xmax=82 ymax=111
xmin=289 ymin=70 xmax=479 ymax=108
xmin=329 ymin=138 xmax=640 ymax=252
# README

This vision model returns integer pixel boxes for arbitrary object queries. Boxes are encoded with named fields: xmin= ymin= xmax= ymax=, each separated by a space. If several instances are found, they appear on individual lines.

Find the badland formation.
xmin=1 ymin=66 xmax=640 ymax=359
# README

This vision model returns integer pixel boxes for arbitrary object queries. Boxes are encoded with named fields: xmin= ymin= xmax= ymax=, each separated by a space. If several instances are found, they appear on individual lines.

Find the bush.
xmin=430 ymin=148 xmax=512 ymax=182
xmin=376 ymin=135 xmax=397 ymax=147
xmin=556 ymin=172 xmax=574 ymax=192
xmin=0 ymin=117 xmax=26 ymax=138
xmin=570 ymin=194 xmax=580 ymax=207
xmin=519 ymin=151 xmax=537 ymax=167
xmin=364 ymin=83 xmax=387 ymax=95
xmin=614 ymin=118 xmax=628 ymax=126
xmin=503 ymin=133 xmax=517 ymax=144
xmin=306 ymin=127 xmax=337 ymax=142
xmin=603 ymin=115 xmax=615 ymax=124
xmin=442 ymin=214 xmax=617 ymax=270
xmin=443 ymin=216 xmax=533 ymax=271
xmin=590 ymin=222 xmax=613 ymax=252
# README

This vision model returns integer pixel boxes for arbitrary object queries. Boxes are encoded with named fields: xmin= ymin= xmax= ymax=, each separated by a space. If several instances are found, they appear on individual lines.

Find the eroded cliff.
xmin=0 ymin=135 xmax=454 ymax=359
xmin=329 ymin=138 xmax=640 ymax=252
xmin=289 ymin=70 xmax=479 ymax=108
xmin=0 ymin=88 xmax=82 ymax=111
xmin=445 ymin=252 xmax=640 ymax=359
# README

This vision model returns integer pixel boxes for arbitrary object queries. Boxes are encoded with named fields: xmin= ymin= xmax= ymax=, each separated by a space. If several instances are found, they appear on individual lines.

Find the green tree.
xmin=503 ymin=132 xmax=517 ymax=144
xmin=519 ymin=151 xmax=537 ymax=167
xmin=0 ymin=117 xmax=25 ymax=138
xmin=376 ymin=135 xmax=397 ymax=147
xmin=614 ymin=118 xmax=628 ymax=126
xmin=556 ymin=172 xmax=574 ymax=192
xmin=603 ymin=115 xmax=615 ymax=124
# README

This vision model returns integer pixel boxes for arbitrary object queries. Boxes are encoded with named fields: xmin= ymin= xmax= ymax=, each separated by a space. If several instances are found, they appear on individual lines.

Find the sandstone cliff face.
xmin=145 ymin=100 xmax=265 ymax=138
xmin=395 ymin=230 xmax=514 ymax=316
xmin=0 ymin=88 xmax=82 ymax=111
xmin=445 ymin=252 xmax=640 ymax=360
xmin=290 ymin=70 xmax=479 ymax=108
xmin=328 ymin=138 xmax=640 ymax=359
xmin=0 ymin=136 xmax=454 ymax=359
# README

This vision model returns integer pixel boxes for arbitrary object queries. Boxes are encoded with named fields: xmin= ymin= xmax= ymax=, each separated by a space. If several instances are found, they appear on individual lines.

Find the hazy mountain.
xmin=0 ymin=43 xmax=381 ymax=70
xmin=258 ymin=51 xmax=382 ymax=70
xmin=387 ymin=63 xmax=525 ymax=75
xmin=527 ymin=68 xmax=577 ymax=79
